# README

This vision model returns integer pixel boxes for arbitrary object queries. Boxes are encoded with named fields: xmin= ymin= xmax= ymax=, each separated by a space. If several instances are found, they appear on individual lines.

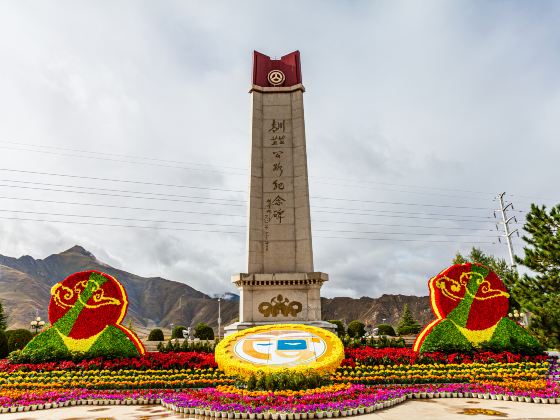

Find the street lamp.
xmin=218 ymin=297 xmax=222 ymax=341
xmin=30 ymin=316 xmax=45 ymax=334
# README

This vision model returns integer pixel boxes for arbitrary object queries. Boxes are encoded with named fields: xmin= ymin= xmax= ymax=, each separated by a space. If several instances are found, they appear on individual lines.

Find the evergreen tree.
xmin=514 ymin=204 xmax=560 ymax=348
xmin=0 ymin=300 xmax=7 ymax=331
xmin=396 ymin=304 xmax=421 ymax=335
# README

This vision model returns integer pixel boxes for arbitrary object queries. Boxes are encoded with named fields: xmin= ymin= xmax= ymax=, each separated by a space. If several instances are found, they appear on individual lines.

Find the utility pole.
xmin=495 ymin=192 xmax=519 ymax=266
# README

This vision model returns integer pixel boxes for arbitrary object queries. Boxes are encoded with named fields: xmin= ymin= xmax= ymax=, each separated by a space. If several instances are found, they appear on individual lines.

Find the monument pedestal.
xmin=224 ymin=272 xmax=336 ymax=334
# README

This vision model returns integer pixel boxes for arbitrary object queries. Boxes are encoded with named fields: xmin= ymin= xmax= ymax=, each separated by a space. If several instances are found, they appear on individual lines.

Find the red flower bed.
xmin=0 ymin=351 xmax=217 ymax=373
xmin=341 ymin=347 xmax=548 ymax=367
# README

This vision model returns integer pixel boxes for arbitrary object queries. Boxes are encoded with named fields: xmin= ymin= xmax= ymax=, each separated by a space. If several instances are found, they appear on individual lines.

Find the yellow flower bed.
xmin=333 ymin=362 xmax=549 ymax=385
xmin=215 ymin=324 xmax=345 ymax=379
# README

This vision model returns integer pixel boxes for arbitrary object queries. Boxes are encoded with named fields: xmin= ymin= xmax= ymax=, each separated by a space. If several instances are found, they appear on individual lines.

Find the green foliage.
xmin=328 ymin=320 xmax=345 ymax=337
xmin=347 ymin=320 xmax=366 ymax=338
xmin=157 ymin=338 xmax=216 ymax=353
xmin=0 ymin=330 xmax=8 ymax=358
xmin=194 ymin=323 xmax=214 ymax=340
xmin=244 ymin=370 xmax=331 ymax=391
xmin=376 ymin=324 xmax=396 ymax=337
xmin=7 ymin=329 xmax=33 ymax=352
xmin=514 ymin=204 xmax=560 ymax=349
xmin=0 ymin=299 xmax=7 ymax=331
xmin=397 ymin=304 xmax=421 ymax=335
xmin=147 ymin=328 xmax=164 ymax=341
xmin=171 ymin=325 xmax=187 ymax=339
xmin=342 ymin=335 xmax=405 ymax=349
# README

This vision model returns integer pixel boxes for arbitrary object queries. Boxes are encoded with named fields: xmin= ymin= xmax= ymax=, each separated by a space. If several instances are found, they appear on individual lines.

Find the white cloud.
xmin=0 ymin=1 xmax=558 ymax=298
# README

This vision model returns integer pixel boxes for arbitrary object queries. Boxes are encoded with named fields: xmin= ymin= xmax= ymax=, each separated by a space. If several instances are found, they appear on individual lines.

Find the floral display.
xmin=159 ymin=382 xmax=560 ymax=417
xmin=413 ymin=263 xmax=540 ymax=353
xmin=0 ymin=351 xmax=216 ymax=373
xmin=215 ymin=324 xmax=345 ymax=379
xmin=0 ymin=366 xmax=233 ymax=391
xmin=342 ymin=347 xmax=547 ymax=367
xmin=22 ymin=271 xmax=145 ymax=358
xmin=333 ymin=361 xmax=549 ymax=385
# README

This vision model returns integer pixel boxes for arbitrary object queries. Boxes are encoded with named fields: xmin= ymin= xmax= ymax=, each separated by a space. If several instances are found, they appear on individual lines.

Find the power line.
xmin=0 ymin=168 xmax=246 ymax=194
xmin=0 ymin=184 xmax=246 ymax=207
xmin=0 ymin=208 xmax=246 ymax=228
xmin=0 ymin=140 xmax=245 ymax=171
xmin=0 ymin=179 xmax=245 ymax=203
xmin=0 ymin=183 xmax=508 ymax=222
xmin=0 ymin=168 xmax=507 ymax=212
xmin=0 ymin=196 xmax=497 ymax=234
xmin=1 ymin=215 xmax=497 ymax=244
xmin=313 ymin=209 xmax=494 ymax=223
xmin=1 ymin=141 xmax=556 ymax=203
xmin=0 ymin=145 xmax=247 ymax=176
xmin=314 ymin=235 xmax=496 ymax=244
xmin=0 ymin=207 xmax=499 ymax=238
xmin=0 ymin=195 xmax=246 ymax=218
xmin=313 ymin=219 xmax=495 ymax=230
xmin=0 ymin=215 xmax=245 ymax=234
xmin=313 ymin=228 xmax=497 ymax=238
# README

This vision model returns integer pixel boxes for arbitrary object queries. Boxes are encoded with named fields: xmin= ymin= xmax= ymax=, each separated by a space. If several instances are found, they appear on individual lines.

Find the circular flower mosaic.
xmin=215 ymin=324 xmax=344 ymax=378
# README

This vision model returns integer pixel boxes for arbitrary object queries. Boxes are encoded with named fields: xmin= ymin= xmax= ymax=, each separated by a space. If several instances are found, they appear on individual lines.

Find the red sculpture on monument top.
xmin=252 ymin=51 xmax=302 ymax=87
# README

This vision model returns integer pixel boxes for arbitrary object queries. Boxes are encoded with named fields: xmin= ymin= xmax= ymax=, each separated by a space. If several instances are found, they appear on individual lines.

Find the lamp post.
xmin=30 ymin=316 xmax=45 ymax=334
xmin=218 ymin=297 xmax=222 ymax=340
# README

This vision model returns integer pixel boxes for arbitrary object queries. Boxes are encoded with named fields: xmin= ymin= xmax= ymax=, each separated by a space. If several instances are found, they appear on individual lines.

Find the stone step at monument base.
xmin=223 ymin=320 xmax=337 ymax=335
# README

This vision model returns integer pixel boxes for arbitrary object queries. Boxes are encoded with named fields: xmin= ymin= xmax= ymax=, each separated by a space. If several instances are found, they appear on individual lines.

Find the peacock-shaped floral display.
xmin=413 ymin=263 xmax=540 ymax=353
xmin=22 ymin=270 xmax=145 ymax=358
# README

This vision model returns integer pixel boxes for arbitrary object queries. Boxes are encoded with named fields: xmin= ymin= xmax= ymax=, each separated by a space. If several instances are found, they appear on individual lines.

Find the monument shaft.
xmin=248 ymin=82 xmax=313 ymax=273
xmin=226 ymin=51 xmax=332 ymax=333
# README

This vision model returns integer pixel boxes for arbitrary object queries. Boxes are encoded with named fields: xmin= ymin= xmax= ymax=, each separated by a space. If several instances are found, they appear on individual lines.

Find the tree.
xmin=347 ymin=320 xmax=366 ymax=338
xmin=376 ymin=324 xmax=396 ymax=336
xmin=453 ymin=247 xmax=521 ymax=309
xmin=0 ymin=330 xmax=8 ymax=358
xmin=194 ymin=323 xmax=214 ymax=340
xmin=328 ymin=320 xmax=345 ymax=337
xmin=0 ymin=299 xmax=7 ymax=331
xmin=514 ymin=204 xmax=560 ymax=348
xmin=147 ymin=328 xmax=164 ymax=341
xmin=396 ymin=304 xmax=421 ymax=335
xmin=171 ymin=325 xmax=187 ymax=339
xmin=7 ymin=329 xmax=33 ymax=352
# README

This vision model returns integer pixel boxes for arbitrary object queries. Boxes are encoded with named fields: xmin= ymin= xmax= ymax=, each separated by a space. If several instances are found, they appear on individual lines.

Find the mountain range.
xmin=0 ymin=246 xmax=431 ymax=338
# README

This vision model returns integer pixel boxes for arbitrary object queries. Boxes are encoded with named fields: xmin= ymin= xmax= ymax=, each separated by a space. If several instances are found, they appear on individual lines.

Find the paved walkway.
xmin=1 ymin=399 xmax=559 ymax=419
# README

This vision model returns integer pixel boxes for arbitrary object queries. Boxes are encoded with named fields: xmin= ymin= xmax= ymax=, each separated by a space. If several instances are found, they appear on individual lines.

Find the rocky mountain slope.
xmin=0 ymin=246 xmax=431 ymax=337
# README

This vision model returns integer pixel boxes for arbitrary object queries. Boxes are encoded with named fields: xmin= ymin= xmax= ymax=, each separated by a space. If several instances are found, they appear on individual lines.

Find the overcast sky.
xmin=0 ymin=1 xmax=558 ymax=298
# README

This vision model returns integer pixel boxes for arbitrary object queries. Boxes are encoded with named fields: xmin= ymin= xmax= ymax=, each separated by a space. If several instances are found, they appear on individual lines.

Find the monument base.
xmin=224 ymin=320 xmax=337 ymax=335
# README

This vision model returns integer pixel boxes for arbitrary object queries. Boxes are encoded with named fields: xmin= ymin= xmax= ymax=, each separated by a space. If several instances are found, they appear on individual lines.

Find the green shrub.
xmin=397 ymin=325 xmax=421 ymax=336
xmin=347 ymin=320 xmax=366 ymax=338
xmin=194 ymin=323 xmax=214 ymax=340
xmin=376 ymin=324 xmax=396 ymax=337
xmin=0 ymin=330 xmax=8 ymax=359
xmin=171 ymin=325 xmax=187 ymax=339
xmin=147 ymin=328 xmax=164 ymax=341
xmin=245 ymin=370 xmax=331 ymax=391
xmin=328 ymin=320 xmax=345 ymax=337
xmin=7 ymin=329 xmax=33 ymax=352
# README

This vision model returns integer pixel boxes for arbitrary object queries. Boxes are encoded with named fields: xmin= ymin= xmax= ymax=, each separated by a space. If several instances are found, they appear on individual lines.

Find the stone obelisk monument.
xmin=225 ymin=51 xmax=333 ymax=333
